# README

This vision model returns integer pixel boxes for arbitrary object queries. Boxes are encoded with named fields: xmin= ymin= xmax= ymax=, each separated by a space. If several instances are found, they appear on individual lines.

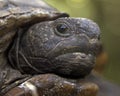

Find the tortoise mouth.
xmin=56 ymin=52 xmax=93 ymax=59
xmin=46 ymin=45 xmax=91 ymax=59
xmin=52 ymin=52 xmax=95 ymax=78
xmin=54 ymin=52 xmax=95 ymax=67
xmin=46 ymin=38 xmax=100 ymax=59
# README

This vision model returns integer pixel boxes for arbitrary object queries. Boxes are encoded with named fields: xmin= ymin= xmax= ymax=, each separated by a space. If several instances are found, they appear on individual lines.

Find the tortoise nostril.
xmin=98 ymin=35 xmax=101 ymax=40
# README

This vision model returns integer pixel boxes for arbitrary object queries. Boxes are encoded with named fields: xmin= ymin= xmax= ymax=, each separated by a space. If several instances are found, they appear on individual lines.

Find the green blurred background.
xmin=45 ymin=0 xmax=120 ymax=84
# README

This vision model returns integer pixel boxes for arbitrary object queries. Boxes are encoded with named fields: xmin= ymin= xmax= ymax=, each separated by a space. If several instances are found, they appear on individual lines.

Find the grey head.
xmin=8 ymin=17 xmax=101 ymax=78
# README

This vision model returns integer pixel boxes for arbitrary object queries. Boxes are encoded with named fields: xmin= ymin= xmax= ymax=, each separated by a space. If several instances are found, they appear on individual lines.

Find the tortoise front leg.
xmin=4 ymin=74 xmax=98 ymax=96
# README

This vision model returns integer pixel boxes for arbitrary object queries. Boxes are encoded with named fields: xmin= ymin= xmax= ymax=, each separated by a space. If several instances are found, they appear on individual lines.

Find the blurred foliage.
xmin=44 ymin=0 xmax=120 ymax=84
xmin=45 ymin=0 xmax=95 ymax=18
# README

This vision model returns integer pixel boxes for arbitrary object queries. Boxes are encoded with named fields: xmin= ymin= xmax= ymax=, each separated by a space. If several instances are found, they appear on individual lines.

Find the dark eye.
xmin=55 ymin=23 xmax=71 ymax=37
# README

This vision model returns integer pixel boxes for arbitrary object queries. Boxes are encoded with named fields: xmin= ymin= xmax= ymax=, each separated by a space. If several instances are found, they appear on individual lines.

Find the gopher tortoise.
xmin=0 ymin=0 xmax=102 ymax=95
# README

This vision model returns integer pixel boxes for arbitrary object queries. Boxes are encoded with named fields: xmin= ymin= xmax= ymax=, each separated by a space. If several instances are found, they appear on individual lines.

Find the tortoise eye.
xmin=56 ymin=24 xmax=68 ymax=33
xmin=55 ymin=23 xmax=71 ymax=37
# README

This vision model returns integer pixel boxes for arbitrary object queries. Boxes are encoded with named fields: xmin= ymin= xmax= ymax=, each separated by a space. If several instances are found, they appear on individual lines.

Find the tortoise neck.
xmin=0 ymin=55 xmax=31 ymax=95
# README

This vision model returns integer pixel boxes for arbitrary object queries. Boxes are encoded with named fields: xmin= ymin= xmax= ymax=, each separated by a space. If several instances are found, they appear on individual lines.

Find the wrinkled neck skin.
xmin=0 ymin=27 xmax=30 ymax=95
xmin=0 ymin=37 xmax=30 ymax=95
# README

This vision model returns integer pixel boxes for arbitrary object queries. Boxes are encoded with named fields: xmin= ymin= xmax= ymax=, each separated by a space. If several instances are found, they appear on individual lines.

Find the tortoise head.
xmin=9 ymin=17 xmax=101 ymax=78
